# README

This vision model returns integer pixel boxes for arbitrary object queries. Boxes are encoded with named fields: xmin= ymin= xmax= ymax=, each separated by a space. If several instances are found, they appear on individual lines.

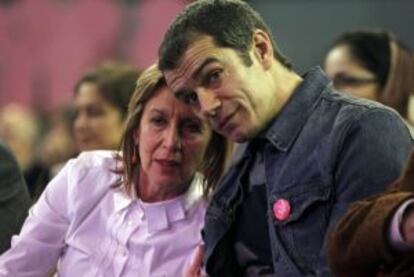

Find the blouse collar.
xmin=113 ymin=173 xmax=204 ymax=234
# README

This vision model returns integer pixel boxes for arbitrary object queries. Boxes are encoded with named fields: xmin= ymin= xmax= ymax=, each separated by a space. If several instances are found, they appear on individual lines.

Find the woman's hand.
xmin=184 ymin=244 xmax=206 ymax=277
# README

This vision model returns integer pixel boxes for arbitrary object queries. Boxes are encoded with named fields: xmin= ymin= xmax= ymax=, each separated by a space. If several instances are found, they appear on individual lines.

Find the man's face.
xmin=164 ymin=36 xmax=271 ymax=143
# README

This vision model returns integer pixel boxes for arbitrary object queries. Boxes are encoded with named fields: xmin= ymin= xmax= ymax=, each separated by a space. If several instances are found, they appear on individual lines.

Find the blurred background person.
xmin=24 ymin=104 xmax=78 ymax=200
xmin=0 ymin=140 xmax=31 ymax=254
xmin=0 ymin=65 xmax=230 ymax=276
xmin=325 ymin=29 xmax=414 ymax=133
xmin=0 ymin=104 xmax=41 ymax=173
xmin=73 ymin=61 xmax=141 ymax=151
xmin=24 ymin=62 xmax=140 ymax=200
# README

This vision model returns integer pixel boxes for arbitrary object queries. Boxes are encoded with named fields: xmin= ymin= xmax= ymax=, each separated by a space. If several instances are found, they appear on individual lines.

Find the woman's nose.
xmin=73 ymin=113 xmax=88 ymax=131
xmin=163 ymin=125 xmax=182 ymax=151
xmin=74 ymin=113 xmax=87 ymax=130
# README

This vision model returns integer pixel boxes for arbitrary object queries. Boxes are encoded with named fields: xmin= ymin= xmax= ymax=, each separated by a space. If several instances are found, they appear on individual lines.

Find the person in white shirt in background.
xmin=0 ymin=64 xmax=231 ymax=277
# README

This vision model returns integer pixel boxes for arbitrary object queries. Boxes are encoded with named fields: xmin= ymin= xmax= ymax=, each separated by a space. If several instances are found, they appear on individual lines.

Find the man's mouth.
xmin=214 ymin=106 xmax=238 ymax=131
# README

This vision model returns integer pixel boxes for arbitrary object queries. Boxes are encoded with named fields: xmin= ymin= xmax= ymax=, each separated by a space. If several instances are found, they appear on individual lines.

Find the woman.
xmin=325 ymin=30 xmax=414 ymax=132
xmin=24 ymin=62 xmax=140 ymax=200
xmin=0 ymin=65 xmax=230 ymax=276
xmin=74 ymin=62 xmax=140 ymax=151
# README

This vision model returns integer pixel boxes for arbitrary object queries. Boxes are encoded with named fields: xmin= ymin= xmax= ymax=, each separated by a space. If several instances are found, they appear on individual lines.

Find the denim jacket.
xmin=203 ymin=68 xmax=413 ymax=276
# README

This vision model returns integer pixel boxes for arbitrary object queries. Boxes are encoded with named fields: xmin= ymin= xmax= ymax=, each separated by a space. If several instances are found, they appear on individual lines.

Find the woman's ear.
xmin=133 ymin=129 xmax=140 ymax=146
xmin=252 ymin=29 xmax=273 ymax=70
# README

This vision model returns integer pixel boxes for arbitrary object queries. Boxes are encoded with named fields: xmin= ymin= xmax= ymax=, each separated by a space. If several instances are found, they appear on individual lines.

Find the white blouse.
xmin=0 ymin=151 xmax=206 ymax=277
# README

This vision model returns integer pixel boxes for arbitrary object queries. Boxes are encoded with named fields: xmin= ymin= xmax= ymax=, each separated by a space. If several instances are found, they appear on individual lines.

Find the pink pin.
xmin=273 ymin=199 xmax=291 ymax=221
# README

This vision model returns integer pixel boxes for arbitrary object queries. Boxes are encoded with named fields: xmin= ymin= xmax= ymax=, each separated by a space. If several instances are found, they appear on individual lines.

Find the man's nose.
xmin=196 ymin=88 xmax=221 ymax=119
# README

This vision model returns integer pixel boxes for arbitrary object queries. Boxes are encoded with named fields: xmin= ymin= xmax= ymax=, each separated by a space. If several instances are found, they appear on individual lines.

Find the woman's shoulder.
xmin=63 ymin=151 xmax=121 ymax=207
xmin=71 ymin=150 xmax=119 ymax=169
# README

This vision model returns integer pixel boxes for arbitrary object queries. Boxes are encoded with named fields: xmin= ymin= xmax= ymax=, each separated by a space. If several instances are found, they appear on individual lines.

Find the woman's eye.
xmin=151 ymin=117 xmax=167 ymax=126
xmin=86 ymin=106 xmax=104 ymax=117
xmin=182 ymin=122 xmax=202 ymax=134
xmin=187 ymin=124 xmax=202 ymax=133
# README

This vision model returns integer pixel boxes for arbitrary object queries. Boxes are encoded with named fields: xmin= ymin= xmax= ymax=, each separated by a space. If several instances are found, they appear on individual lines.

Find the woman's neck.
xmin=136 ymin=171 xmax=189 ymax=203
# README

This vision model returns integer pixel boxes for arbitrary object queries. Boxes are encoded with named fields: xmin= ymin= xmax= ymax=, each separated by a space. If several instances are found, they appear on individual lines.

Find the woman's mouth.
xmin=155 ymin=159 xmax=181 ymax=167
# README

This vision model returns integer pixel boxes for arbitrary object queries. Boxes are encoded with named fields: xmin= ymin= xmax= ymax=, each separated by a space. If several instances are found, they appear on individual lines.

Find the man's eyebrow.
xmin=192 ymin=57 xmax=220 ymax=80
xmin=171 ymin=57 xmax=220 ymax=97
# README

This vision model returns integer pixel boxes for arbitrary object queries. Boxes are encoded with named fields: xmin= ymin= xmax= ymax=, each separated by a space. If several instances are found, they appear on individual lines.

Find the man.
xmin=0 ymin=140 xmax=31 ymax=254
xmin=328 ymin=151 xmax=414 ymax=276
xmin=158 ymin=0 xmax=413 ymax=275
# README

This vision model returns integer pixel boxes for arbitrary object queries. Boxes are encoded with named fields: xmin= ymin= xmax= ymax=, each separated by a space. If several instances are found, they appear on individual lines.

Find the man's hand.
xmin=184 ymin=244 xmax=205 ymax=277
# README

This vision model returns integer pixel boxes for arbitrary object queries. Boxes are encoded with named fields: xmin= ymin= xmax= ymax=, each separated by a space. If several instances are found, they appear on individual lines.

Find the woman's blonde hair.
xmin=116 ymin=64 xmax=231 ymax=198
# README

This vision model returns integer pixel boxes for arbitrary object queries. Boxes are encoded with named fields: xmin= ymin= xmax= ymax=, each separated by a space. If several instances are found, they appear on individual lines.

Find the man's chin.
xmin=224 ymin=129 xmax=251 ymax=143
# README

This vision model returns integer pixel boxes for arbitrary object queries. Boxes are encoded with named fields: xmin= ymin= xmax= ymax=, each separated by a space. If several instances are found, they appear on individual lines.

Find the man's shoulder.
xmin=322 ymin=88 xmax=393 ymax=113
xmin=319 ymin=88 xmax=405 ymax=127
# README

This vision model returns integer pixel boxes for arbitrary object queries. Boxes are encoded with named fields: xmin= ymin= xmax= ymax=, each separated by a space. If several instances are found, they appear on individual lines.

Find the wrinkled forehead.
xmin=164 ymin=36 xmax=219 ymax=92
xmin=144 ymin=86 xmax=203 ymax=119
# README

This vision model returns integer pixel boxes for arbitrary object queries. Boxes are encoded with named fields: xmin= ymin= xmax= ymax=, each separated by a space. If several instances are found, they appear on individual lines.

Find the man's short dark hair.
xmin=158 ymin=0 xmax=292 ymax=71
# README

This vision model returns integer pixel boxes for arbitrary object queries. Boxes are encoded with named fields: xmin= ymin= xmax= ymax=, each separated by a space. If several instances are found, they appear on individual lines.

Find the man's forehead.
xmin=165 ymin=36 xmax=220 ymax=90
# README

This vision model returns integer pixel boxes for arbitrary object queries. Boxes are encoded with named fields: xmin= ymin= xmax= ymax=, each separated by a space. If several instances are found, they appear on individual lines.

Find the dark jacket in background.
xmin=0 ymin=140 xmax=31 ymax=254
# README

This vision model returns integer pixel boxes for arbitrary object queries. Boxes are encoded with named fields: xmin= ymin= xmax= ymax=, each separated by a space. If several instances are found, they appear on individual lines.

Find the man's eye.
xmin=176 ymin=91 xmax=198 ymax=106
xmin=182 ymin=92 xmax=198 ymax=105
xmin=206 ymin=69 xmax=222 ymax=87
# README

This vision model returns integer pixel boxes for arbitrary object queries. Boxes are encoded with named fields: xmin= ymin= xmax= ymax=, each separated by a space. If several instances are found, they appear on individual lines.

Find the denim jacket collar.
xmin=231 ymin=67 xmax=330 ymax=166
xmin=263 ymin=67 xmax=330 ymax=152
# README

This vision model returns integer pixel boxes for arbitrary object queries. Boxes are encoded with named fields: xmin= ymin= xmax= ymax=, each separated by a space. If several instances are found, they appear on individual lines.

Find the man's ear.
xmin=252 ymin=29 xmax=273 ymax=70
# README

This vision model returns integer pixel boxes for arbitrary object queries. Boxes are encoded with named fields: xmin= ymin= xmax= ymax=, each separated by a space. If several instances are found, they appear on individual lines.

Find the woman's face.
xmin=325 ymin=45 xmax=380 ymax=101
xmin=136 ymin=86 xmax=212 ymax=201
xmin=74 ymin=82 xmax=124 ymax=151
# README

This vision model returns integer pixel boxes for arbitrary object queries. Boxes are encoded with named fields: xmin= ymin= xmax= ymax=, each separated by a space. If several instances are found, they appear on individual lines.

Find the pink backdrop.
xmin=0 ymin=0 xmax=185 ymax=110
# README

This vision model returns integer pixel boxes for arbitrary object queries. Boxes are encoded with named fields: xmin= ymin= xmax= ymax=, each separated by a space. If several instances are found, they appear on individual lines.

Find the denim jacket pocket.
xmin=272 ymin=183 xmax=331 ymax=225
xmin=269 ymin=182 xmax=332 ymax=274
